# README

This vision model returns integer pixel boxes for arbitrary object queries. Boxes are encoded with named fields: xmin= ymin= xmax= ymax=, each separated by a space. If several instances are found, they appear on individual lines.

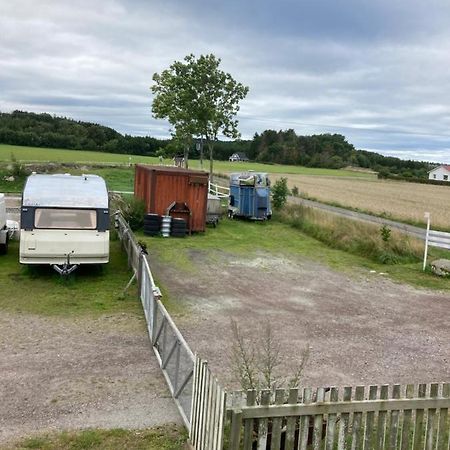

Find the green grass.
xmin=0 ymin=144 xmax=160 ymax=165
xmin=137 ymin=217 xmax=450 ymax=291
xmin=9 ymin=425 xmax=187 ymax=450
xmin=0 ymin=143 xmax=372 ymax=178
xmin=0 ymin=239 xmax=140 ymax=316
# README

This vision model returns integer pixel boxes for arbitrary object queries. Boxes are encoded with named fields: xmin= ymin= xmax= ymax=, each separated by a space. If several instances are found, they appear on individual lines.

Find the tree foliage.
xmin=0 ymin=111 xmax=169 ymax=155
xmin=152 ymin=54 xmax=249 ymax=175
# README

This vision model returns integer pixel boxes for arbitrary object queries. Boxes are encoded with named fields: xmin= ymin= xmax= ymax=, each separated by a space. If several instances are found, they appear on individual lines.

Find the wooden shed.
xmin=134 ymin=165 xmax=209 ymax=232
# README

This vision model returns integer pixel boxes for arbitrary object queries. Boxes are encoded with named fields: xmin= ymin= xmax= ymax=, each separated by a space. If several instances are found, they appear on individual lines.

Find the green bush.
xmin=272 ymin=177 xmax=289 ymax=209
xmin=119 ymin=196 xmax=146 ymax=231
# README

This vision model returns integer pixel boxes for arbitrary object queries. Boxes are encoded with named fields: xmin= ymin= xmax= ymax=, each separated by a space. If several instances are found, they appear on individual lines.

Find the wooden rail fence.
xmin=228 ymin=383 xmax=450 ymax=450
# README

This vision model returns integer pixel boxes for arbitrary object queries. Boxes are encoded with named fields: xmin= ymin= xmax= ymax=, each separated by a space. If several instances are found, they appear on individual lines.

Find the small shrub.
xmin=119 ymin=196 xmax=146 ymax=231
xmin=291 ymin=185 xmax=299 ymax=197
xmin=272 ymin=177 xmax=289 ymax=209
xmin=8 ymin=153 xmax=29 ymax=178
xmin=380 ymin=224 xmax=391 ymax=242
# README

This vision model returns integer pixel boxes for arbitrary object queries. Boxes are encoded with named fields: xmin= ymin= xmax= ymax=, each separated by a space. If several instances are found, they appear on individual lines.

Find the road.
xmin=288 ymin=196 xmax=427 ymax=240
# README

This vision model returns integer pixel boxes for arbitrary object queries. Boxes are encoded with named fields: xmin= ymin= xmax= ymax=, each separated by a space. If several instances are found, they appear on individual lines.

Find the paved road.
xmin=289 ymin=196 xmax=427 ymax=241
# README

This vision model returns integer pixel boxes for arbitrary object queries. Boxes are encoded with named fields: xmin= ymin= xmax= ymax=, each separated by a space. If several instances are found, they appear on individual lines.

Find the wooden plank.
xmin=257 ymin=390 xmax=271 ymax=450
xmin=205 ymin=374 xmax=216 ymax=450
xmin=243 ymin=390 xmax=257 ymax=450
xmin=313 ymin=387 xmax=325 ymax=450
xmin=198 ymin=362 xmax=208 ymax=450
xmin=388 ymin=384 xmax=401 ymax=450
xmin=216 ymin=389 xmax=227 ymax=450
xmin=326 ymin=387 xmax=339 ymax=450
xmin=400 ymin=384 xmax=415 ymax=450
xmin=338 ymin=387 xmax=352 ymax=450
xmin=413 ymin=383 xmax=427 ymax=450
xmin=436 ymin=383 xmax=449 ymax=450
xmin=351 ymin=386 xmax=365 ymax=450
xmin=286 ymin=388 xmax=299 ymax=450
xmin=425 ymin=383 xmax=439 ymax=450
xmin=229 ymin=410 xmax=243 ymax=450
xmin=239 ymin=397 xmax=450 ymax=419
xmin=189 ymin=356 xmax=200 ymax=446
xmin=375 ymin=385 xmax=389 ymax=450
xmin=363 ymin=385 xmax=378 ymax=450
xmin=212 ymin=381 xmax=221 ymax=450
xmin=298 ymin=387 xmax=312 ymax=450
xmin=271 ymin=389 xmax=285 ymax=450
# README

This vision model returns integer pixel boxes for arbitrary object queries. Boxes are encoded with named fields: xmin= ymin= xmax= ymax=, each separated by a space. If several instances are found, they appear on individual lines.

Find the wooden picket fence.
xmin=190 ymin=356 xmax=227 ymax=450
xmin=228 ymin=383 xmax=450 ymax=450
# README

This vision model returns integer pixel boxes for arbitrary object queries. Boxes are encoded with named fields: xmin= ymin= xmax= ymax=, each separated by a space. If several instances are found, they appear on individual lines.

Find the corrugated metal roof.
xmin=22 ymin=174 xmax=108 ymax=208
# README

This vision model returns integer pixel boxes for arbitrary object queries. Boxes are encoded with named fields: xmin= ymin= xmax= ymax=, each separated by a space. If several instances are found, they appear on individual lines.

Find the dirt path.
xmin=153 ymin=250 xmax=449 ymax=388
xmin=0 ymin=312 xmax=181 ymax=445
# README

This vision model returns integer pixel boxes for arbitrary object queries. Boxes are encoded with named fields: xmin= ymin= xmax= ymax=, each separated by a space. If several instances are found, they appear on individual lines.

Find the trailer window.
xmin=34 ymin=209 xmax=97 ymax=229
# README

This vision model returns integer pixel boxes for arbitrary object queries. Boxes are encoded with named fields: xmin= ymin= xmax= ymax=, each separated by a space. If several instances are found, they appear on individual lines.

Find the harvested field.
xmin=271 ymin=174 xmax=450 ymax=230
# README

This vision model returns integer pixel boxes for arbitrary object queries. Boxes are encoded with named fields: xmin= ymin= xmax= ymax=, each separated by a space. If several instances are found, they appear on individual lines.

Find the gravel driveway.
xmin=0 ymin=312 xmax=181 ymax=445
xmin=152 ymin=250 xmax=450 ymax=389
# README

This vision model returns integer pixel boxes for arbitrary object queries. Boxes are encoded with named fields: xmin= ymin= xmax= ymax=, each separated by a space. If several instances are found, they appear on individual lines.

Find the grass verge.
xmin=294 ymin=193 xmax=450 ymax=233
xmin=7 ymin=425 xmax=187 ymax=450
xmin=0 ymin=240 xmax=139 ymax=316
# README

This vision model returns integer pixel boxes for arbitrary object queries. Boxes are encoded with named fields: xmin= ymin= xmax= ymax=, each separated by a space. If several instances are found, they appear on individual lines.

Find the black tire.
xmin=145 ymin=213 xmax=160 ymax=220
xmin=0 ymin=235 xmax=9 ymax=255
xmin=171 ymin=229 xmax=187 ymax=235
xmin=144 ymin=218 xmax=161 ymax=225
xmin=171 ymin=224 xmax=187 ymax=231
xmin=171 ymin=219 xmax=186 ymax=226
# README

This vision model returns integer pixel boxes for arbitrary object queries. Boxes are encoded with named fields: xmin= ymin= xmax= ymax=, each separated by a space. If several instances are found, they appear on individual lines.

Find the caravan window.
xmin=35 ymin=209 xmax=97 ymax=229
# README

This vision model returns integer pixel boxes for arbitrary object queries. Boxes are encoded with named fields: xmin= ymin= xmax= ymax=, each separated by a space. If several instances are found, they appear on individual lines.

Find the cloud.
xmin=1 ymin=0 xmax=450 ymax=162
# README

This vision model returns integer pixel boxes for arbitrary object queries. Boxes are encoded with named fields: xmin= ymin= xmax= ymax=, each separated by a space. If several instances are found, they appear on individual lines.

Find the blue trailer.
xmin=228 ymin=172 xmax=272 ymax=220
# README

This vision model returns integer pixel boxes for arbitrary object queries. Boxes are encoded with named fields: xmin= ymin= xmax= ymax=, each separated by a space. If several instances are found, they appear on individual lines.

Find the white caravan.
xmin=20 ymin=174 xmax=110 ymax=274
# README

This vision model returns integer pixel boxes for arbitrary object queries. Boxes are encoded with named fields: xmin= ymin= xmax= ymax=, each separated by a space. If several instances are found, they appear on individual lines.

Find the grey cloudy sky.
xmin=1 ymin=0 xmax=450 ymax=162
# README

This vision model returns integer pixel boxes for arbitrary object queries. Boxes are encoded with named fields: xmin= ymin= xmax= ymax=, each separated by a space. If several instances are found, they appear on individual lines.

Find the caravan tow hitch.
xmin=53 ymin=251 xmax=78 ymax=276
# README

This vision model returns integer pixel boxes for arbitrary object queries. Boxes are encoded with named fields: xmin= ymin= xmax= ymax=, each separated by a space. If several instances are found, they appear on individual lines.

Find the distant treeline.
xmin=0 ymin=111 xmax=168 ymax=156
xmin=0 ymin=111 xmax=433 ymax=177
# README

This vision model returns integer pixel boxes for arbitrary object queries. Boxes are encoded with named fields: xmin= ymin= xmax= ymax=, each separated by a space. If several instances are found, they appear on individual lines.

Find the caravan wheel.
xmin=0 ymin=235 xmax=9 ymax=255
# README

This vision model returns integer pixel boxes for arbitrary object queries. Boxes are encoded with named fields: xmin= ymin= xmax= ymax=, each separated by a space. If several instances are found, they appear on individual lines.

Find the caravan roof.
xmin=22 ymin=174 xmax=108 ymax=208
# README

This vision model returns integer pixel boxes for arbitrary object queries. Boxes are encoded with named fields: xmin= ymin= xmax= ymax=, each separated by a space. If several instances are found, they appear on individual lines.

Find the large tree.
xmin=151 ymin=54 xmax=249 ymax=176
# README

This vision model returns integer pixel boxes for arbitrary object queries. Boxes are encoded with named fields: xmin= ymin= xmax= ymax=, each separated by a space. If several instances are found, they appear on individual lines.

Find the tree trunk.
xmin=208 ymin=141 xmax=214 ymax=179
xmin=184 ymin=144 xmax=189 ymax=169
xmin=200 ymin=136 xmax=204 ymax=170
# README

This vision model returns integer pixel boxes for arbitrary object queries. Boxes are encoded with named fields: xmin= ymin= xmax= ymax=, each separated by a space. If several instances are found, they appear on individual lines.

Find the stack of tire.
xmin=170 ymin=218 xmax=187 ymax=238
xmin=143 ymin=213 xmax=161 ymax=236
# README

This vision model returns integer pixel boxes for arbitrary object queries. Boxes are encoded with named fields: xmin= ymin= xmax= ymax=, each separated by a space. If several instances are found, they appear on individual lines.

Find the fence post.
xmin=229 ymin=409 xmax=243 ymax=450
xmin=423 ymin=212 xmax=431 ymax=271
xmin=137 ymin=253 xmax=143 ymax=298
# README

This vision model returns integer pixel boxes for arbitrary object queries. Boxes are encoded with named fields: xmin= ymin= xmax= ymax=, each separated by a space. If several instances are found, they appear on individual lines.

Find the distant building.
xmin=428 ymin=165 xmax=450 ymax=182
xmin=229 ymin=152 xmax=249 ymax=162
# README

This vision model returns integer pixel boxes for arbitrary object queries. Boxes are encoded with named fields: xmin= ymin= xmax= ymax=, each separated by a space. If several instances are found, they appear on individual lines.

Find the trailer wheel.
xmin=0 ymin=235 xmax=9 ymax=255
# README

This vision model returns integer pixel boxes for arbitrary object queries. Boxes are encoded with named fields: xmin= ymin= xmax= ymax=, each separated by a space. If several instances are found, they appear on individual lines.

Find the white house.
xmin=229 ymin=152 xmax=249 ymax=162
xmin=428 ymin=165 xmax=450 ymax=182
